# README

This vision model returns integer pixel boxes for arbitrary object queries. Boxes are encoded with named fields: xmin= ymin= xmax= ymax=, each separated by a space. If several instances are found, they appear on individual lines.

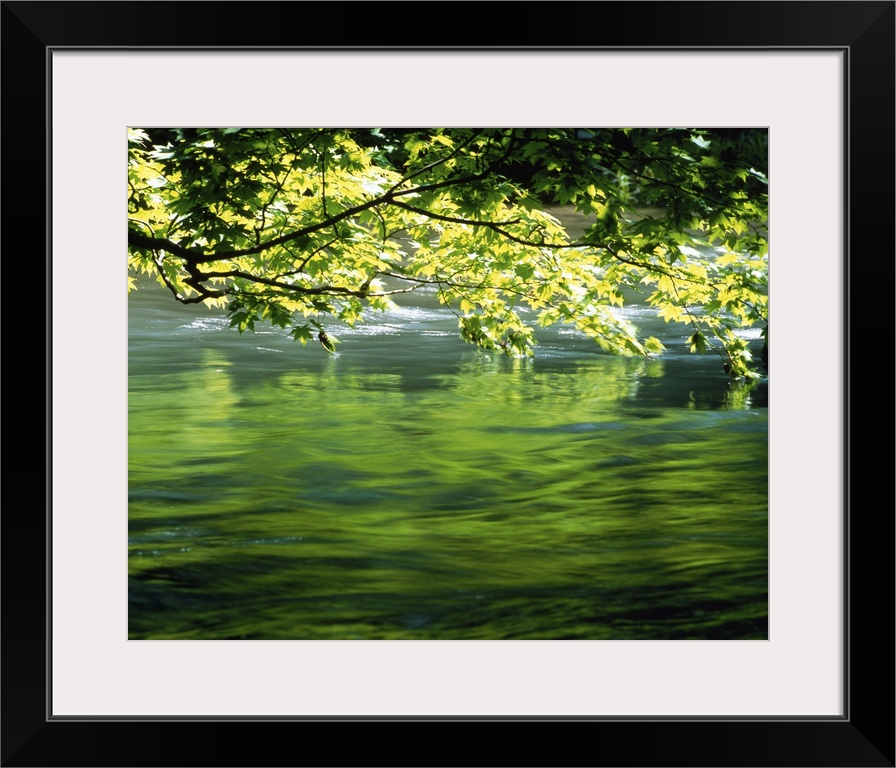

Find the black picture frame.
xmin=3 ymin=2 xmax=893 ymax=765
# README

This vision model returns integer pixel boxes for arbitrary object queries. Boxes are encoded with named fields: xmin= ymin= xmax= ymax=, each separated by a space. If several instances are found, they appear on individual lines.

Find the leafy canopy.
xmin=128 ymin=127 xmax=768 ymax=377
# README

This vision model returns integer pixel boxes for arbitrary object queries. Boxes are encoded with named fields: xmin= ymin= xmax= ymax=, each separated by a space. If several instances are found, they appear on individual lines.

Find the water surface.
xmin=129 ymin=283 xmax=768 ymax=639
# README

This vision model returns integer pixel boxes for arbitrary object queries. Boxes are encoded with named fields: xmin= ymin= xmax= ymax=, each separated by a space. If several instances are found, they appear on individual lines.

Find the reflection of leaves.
xmin=449 ymin=355 xmax=656 ymax=408
xmin=724 ymin=377 xmax=761 ymax=409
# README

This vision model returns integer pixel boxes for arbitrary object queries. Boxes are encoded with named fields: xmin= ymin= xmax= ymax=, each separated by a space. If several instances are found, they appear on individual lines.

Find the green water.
xmin=128 ymin=286 xmax=768 ymax=640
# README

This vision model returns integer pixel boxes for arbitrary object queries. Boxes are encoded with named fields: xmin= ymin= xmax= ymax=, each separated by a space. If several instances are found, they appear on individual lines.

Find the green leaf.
xmin=128 ymin=127 xmax=768 ymax=377
xmin=514 ymin=263 xmax=536 ymax=281
xmin=644 ymin=336 xmax=665 ymax=354
xmin=689 ymin=332 xmax=707 ymax=354
xmin=318 ymin=331 xmax=340 ymax=353
xmin=290 ymin=325 xmax=314 ymax=345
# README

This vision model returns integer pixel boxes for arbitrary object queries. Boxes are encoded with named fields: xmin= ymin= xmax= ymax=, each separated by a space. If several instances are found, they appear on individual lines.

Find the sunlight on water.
xmin=129 ymin=284 xmax=768 ymax=640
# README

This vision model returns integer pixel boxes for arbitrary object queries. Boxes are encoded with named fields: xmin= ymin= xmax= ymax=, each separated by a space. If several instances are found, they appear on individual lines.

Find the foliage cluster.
xmin=128 ymin=127 xmax=768 ymax=377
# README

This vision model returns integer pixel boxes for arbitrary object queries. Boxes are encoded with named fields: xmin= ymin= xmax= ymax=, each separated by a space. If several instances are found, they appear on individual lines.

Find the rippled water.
xmin=129 ymin=282 xmax=768 ymax=640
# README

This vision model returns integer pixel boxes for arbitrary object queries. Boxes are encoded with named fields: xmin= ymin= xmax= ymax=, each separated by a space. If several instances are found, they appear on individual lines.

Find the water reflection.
xmin=129 ymin=285 xmax=767 ymax=640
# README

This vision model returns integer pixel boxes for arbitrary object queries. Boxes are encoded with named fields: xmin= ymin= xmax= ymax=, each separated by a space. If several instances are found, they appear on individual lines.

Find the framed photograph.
xmin=4 ymin=1 xmax=892 ymax=765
